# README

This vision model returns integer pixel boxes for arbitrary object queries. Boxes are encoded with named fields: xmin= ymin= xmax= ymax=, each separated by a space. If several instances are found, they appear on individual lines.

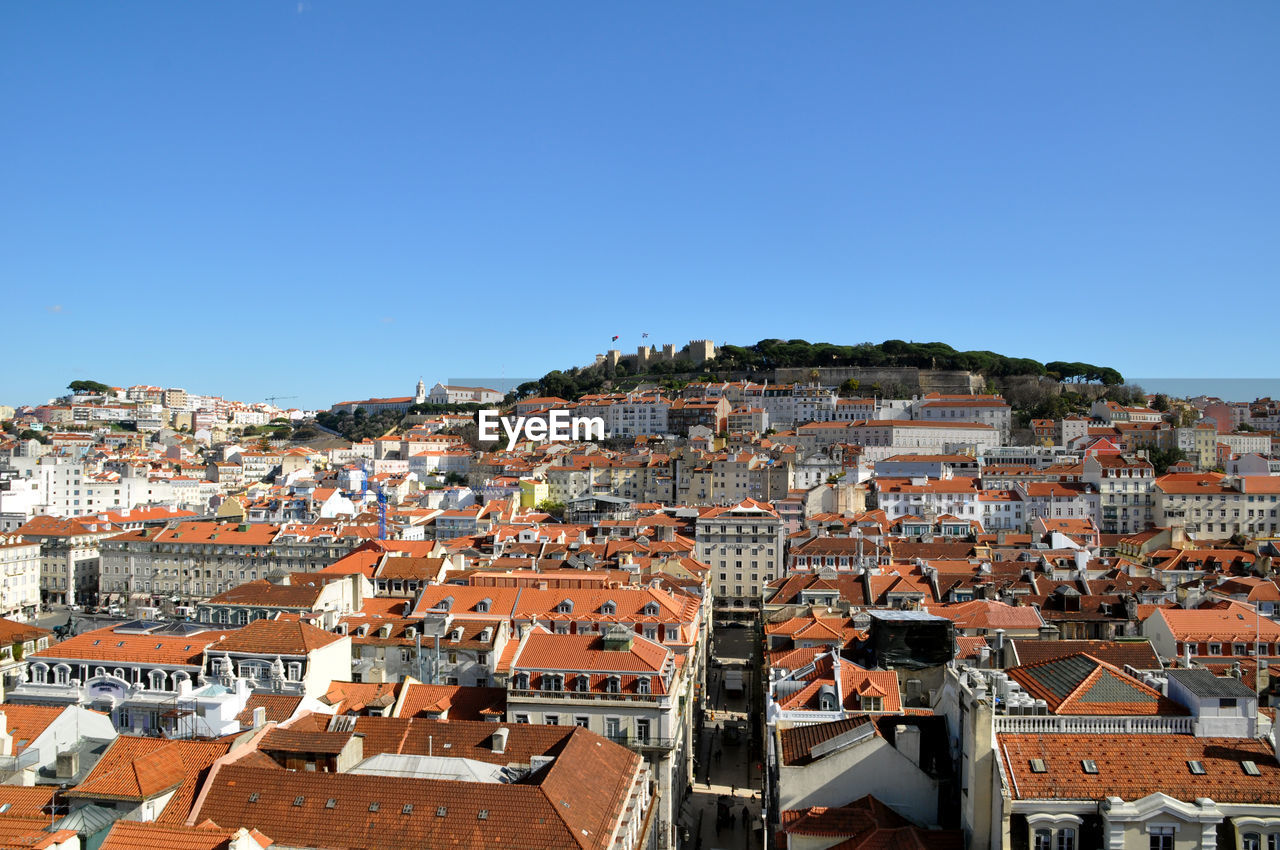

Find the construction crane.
xmin=265 ymin=395 xmax=298 ymax=407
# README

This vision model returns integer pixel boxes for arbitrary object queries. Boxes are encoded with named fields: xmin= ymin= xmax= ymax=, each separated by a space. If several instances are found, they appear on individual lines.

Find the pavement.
xmin=34 ymin=608 xmax=129 ymax=636
xmin=678 ymin=625 xmax=764 ymax=850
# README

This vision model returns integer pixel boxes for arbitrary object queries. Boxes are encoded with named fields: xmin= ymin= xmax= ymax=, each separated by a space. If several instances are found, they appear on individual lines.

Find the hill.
xmin=512 ymin=339 xmax=1123 ymax=402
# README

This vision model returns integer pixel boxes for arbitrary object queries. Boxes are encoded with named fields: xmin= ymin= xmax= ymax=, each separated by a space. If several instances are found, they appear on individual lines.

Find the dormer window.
xmin=542 ymin=674 xmax=563 ymax=691
xmin=514 ymin=673 xmax=529 ymax=690
xmin=575 ymin=674 xmax=590 ymax=692
xmin=637 ymin=677 xmax=651 ymax=695
xmin=605 ymin=676 xmax=620 ymax=694
xmin=557 ymin=599 xmax=574 ymax=614
xmin=451 ymin=628 xmax=464 ymax=642
xmin=601 ymin=600 xmax=616 ymax=616
xmin=642 ymin=602 xmax=659 ymax=617
xmin=476 ymin=598 xmax=491 ymax=614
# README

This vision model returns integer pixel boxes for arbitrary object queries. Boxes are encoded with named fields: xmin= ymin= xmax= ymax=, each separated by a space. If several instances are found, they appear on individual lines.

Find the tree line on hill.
xmin=510 ymin=339 xmax=1124 ymax=403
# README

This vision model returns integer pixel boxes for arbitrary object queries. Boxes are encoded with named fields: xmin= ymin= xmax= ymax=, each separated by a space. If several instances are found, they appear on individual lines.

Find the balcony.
xmin=993 ymin=715 xmax=1194 ymax=734
xmin=607 ymin=733 xmax=678 ymax=754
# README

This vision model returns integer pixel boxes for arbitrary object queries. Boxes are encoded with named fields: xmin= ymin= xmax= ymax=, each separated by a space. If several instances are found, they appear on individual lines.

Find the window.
xmin=605 ymin=676 xmax=620 ymax=694
xmin=574 ymin=716 xmax=590 ymax=728
xmin=1242 ymin=834 xmax=1261 ymax=850
xmin=1149 ymin=827 xmax=1175 ymax=850
xmin=544 ymin=714 xmax=559 ymax=726
xmin=514 ymin=713 xmax=530 ymax=724
xmin=637 ymin=677 xmax=651 ymax=695
xmin=635 ymin=718 xmax=650 ymax=744
xmin=1055 ymin=828 xmax=1076 ymax=850
xmin=604 ymin=717 xmax=620 ymax=741
xmin=1034 ymin=830 xmax=1052 ymax=850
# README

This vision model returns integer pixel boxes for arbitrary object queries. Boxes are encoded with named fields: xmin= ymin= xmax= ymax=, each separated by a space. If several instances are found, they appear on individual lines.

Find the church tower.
xmin=415 ymin=378 xmax=426 ymax=405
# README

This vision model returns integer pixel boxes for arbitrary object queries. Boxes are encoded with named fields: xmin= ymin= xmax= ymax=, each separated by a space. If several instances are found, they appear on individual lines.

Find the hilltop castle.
xmin=595 ymin=339 xmax=718 ymax=370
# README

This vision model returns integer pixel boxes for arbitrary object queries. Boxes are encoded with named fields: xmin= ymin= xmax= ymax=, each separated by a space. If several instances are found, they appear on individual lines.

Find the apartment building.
xmin=1083 ymin=454 xmax=1156 ymax=535
xmin=98 ymin=521 xmax=375 ymax=613
xmin=695 ymin=498 xmax=785 ymax=614
xmin=0 ymin=536 xmax=42 ymax=621
xmin=508 ymin=624 xmax=691 ymax=850
xmin=912 ymin=394 xmax=1012 ymax=439
xmin=1153 ymin=472 xmax=1280 ymax=540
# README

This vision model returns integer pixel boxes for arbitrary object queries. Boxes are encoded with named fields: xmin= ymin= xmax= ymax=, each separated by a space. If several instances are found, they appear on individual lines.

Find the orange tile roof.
xmin=33 ymin=627 xmax=219 ymax=666
xmin=998 ymin=733 xmax=1280 ymax=802
xmin=216 ymin=618 xmax=344 ymax=656
xmin=0 ymin=619 xmax=51 ymax=647
xmin=195 ymin=726 xmax=641 ymax=850
xmin=235 ymin=694 xmax=305 ymax=729
xmin=67 ymin=736 xmax=231 ymax=804
xmin=0 ymin=705 xmax=64 ymax=753
xmin=0 ymin=787 xmax=56 ymax=820
xmin=100 ymin=820 xmax=267 ymax=850
xmin=513 ymin=630 xmax=670 ymax=674
xmin=393 ymin=684 xmax=507 ymax=720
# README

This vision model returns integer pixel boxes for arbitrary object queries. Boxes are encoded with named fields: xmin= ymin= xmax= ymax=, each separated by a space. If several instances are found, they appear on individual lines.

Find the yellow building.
xmin=519 ymin=478 xmax=549 ymax=509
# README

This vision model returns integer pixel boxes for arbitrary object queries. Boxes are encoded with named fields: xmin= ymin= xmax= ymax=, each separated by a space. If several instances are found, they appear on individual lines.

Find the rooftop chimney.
xmin=56 ymin=750 xmax=79 ymax=780
xmin=894 ymin=724 xmax=921 ymax=769
xmin=492 ymin=727 xmax=509 ymax=755
xmin=252 ymin=706 xmax=267 ymax=729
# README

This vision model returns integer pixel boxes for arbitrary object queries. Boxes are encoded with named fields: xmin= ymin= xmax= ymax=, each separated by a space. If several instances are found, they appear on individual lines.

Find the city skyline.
xmin=4 ymin=2 xmax=1278 ymax=407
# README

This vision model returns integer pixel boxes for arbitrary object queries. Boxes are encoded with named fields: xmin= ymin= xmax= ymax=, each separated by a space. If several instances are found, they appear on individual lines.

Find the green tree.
xmin=67 ymin=380 xmax=110 ymax=394
xmin=1151 ymin=394 xmax=1170 ymax=412
xmin=838 ymin=378 xmax=861 ymax=396
xmin=536 ymin=500 xmax=566 ymax=519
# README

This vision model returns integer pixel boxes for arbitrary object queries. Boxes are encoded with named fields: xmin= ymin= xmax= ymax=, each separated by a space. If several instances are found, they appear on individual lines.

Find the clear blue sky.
xmin=3 ymin=2 xmax=1277 ymax=409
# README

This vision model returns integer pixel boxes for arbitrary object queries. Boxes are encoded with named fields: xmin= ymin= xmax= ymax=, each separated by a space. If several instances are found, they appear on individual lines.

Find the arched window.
xmin=31 ymin=664 xmax=47 ymax=684
xmin=513 ymin=673 xmax=529 ymax=690
xmin=605 ymin=676 xmax=621 ymax=694
xmin=575 ymin=674 xmax=590 ymax=692
xmin=113 ymin=668 xmax=125 ymax=680
xmin=288 ymin=663 xmax=302 ymax=681
xmin=94 ymin=667 xmax=106 ymax=679
xmin=149 ymin=670 xmax=167 ymax=690
xmin=637 ymin=677 xmax=651 ymax=695
xmin=53 ymin=665 xmax=71 ymax=685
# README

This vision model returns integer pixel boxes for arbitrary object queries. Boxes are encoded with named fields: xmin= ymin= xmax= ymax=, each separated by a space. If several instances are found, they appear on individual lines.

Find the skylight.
xmin=1242 ymin=760 xmax=1262 ymax=776
xmin=1029 ymin=758 xmax=1047 ymax=773
xmin=1081 ymin=760 xmax=1098 ymax=774
xmin=1187 ymin=761 xmax=1206 ymax=775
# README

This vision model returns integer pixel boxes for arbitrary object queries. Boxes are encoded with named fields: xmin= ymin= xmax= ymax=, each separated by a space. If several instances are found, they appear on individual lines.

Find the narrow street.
xmin=680 ymin=623 xmax=763 ymax=849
